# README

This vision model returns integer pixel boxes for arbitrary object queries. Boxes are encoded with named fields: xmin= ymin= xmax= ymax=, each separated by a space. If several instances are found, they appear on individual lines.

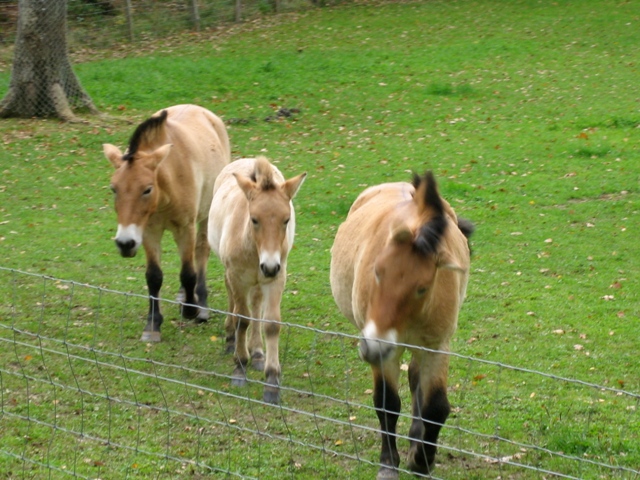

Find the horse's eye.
xmin=251 ymin=217 xmax=258 ymax=225
xmin=143 ymin=186 xmax=153 ymax=196
xmin=110 ymin=185 xmax=116 ymax=194
xmin=284 ymin=218 xmax=290 ymax=226
xmin=416 ymin=287 xmax=427 ymax=297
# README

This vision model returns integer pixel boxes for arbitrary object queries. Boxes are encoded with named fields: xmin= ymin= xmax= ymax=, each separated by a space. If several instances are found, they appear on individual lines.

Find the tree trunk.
xmin=0 ymin=0 xmax=99 ymax=121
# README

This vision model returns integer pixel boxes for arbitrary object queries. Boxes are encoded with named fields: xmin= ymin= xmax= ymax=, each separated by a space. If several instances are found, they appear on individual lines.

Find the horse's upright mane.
xmin=251 ymin=156 xmax=277 ymax=190
xmin=412 ymin=171 xmax=447 ymax=256
xmin=123 ymin=110 xmax=169 ymax=162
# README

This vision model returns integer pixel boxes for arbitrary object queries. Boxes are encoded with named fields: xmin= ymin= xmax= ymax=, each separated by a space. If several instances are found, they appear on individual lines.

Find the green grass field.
xmin=1 ymin=0 xmax=639 ymax=478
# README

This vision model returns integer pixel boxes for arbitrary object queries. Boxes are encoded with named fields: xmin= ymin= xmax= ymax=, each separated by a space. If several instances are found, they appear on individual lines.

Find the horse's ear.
xmin=414 ymin=170 xmax=444 ymax=218
xmin=233 ymin=173 xmax=257 ymax=200
xmin=147 ymin=144 xmax=172 ymax=169
xmin=103 ymin=143 xmax=123 ymax=168
xmin=283 ymin=172 xmax=307 ymax=200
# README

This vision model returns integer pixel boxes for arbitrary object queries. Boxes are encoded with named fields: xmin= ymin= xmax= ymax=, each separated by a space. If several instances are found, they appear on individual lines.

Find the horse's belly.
xmin=330 ymin=237 xmax=361 ymax=328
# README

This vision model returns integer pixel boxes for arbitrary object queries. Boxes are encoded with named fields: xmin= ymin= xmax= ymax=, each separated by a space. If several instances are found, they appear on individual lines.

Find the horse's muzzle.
xmin=260 ymin=263 xmax=281 ymax=278
xmin=359 ymin=338 xmax=395 ymax=365
xmin=116 ymin=239 xmax=138 ymax=258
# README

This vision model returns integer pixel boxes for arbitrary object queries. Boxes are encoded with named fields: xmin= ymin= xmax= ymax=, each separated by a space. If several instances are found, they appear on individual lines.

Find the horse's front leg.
xmin=248 ymin=286 xmax=265 ymax=371
xmin=261 ymin=280 xmax=284 ymax=404
xmin=142 ymin=232 xmax=163 ymax=342
xmin=173 ymin=225 xmax=199 ymax=320
xmin=407 ymin=351 xmax=451 ymax=475
xmin=372 ymin=361 xmax=402 ymax=480
xmin=226 ymin=275 xmax=251 ymax=386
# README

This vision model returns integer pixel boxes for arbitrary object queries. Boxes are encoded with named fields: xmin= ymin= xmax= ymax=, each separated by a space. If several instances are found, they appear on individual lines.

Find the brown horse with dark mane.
xmin=330 ymin=170 xmax=473 ymax=479
xmin=103 ymin=104 xmax=230 ymax=342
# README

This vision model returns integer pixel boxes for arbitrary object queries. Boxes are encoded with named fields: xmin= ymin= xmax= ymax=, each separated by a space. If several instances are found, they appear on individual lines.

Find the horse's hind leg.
xmin=407 ymin=352 xmax=451 ymax=474
xmin=248 ymin=286 xmax=265 ymax=371
xmin=179 ymin=261 xmax=199 ymax=320
xmin=194 ymin=218 xmax=210 ymax=323
xmin=224 ymin=275 xmax=236 ymax=354
xmin=174 ymin=226 xmax=199 ymax=320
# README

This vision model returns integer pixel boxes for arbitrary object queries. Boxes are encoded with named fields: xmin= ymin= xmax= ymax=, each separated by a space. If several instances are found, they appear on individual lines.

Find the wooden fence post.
xmin=235 ymin=0 xmax=241 ymax=22
xmin=190 ymin=0 xmax=200 ymax=32
xmin=124 ymin=0 xmax=133 ymax=41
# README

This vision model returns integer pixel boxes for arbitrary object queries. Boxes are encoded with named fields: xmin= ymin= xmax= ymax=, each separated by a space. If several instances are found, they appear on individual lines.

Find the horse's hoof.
xmin=195 ymin=309 xmax=209 ymax=323
xmin=181 ymin=304 xmax=199 ymax=320
xmin=251 ymin=353 xmax=265 ymax=372
xmin=407 ymin=449 xmax=434 ymax=475
xmin=252 ymin=360 xmax=265 ymax=371
xmin=231 ymin=366 xmax=247 ymax=387
xmin=407 ymin=462 xmax=432 ymax=476
xmin=231 ymin=377 xmax=247 ymax=387
xmin=376 ymin=466 xmax=399 ymax=480
xmin=262 ymin=387 xmax=280 ymax=405
xmin=141 ymin=331 xmax=161 ymax=343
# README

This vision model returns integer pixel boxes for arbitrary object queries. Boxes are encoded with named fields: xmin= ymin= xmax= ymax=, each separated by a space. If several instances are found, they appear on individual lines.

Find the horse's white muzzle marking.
xmin=259 ymin=250 xmax=282 ymax=278
xmin=115 ymin=224 xmax=143 ymax=258
xmin=359 ymin=322 xmax=398 ymax=365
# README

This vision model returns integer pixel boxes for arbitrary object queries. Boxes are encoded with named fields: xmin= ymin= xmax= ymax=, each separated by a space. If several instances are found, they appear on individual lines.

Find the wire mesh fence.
xmin=0 ymin=0 xmax=322 ymax=118
xmin=0 ymin=0 xmax=319 ymax=50
xmin=1 ymin=267 xmax=639 ymax=479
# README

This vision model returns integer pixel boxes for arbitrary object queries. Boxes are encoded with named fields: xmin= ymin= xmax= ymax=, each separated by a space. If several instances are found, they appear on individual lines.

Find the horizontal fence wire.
xmin=0 ymin=267 xmax=639 ymax=479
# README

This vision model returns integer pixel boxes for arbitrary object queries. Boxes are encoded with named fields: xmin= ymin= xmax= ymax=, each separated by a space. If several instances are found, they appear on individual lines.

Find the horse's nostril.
xmin=260 ymin=263 xmax=281 ymax=278
xmin=359 ymin=338 xmax=394 ymax=365
xmin=116 ymin=239 xmax=137 ymax=256
xmin=116 ymin=239 xmax=134 ymax=249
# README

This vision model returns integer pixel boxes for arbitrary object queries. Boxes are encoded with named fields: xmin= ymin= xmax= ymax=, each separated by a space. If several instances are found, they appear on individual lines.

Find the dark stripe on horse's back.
xmin=123 ymin=110 xmax=169 ymax=161
xmin=414 ymin=171 xmax=447 ymax=256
